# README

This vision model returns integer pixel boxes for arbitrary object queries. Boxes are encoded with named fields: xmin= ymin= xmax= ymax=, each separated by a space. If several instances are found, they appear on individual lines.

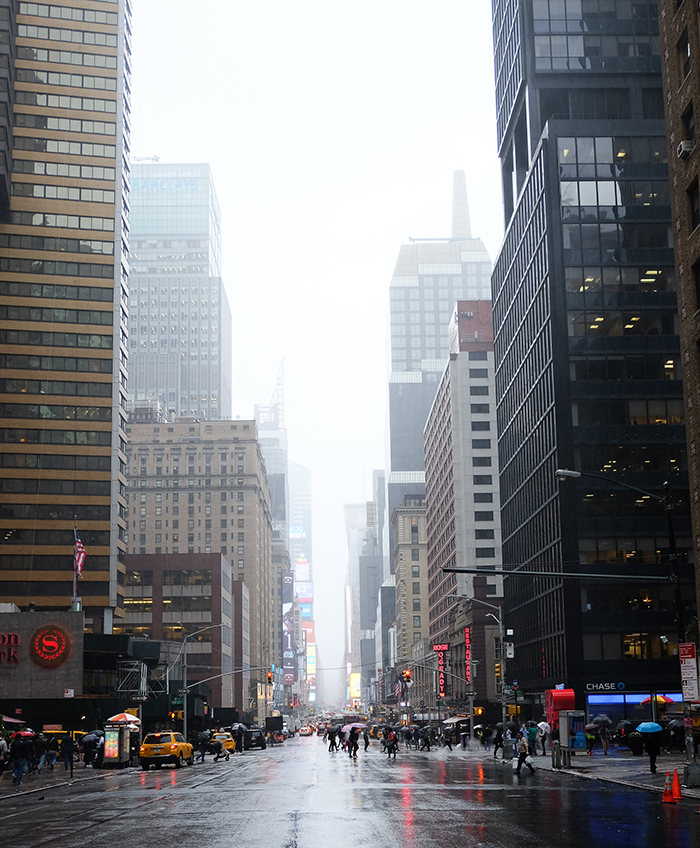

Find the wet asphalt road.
xmin=2 ymin=735 xmax=698 ymax=847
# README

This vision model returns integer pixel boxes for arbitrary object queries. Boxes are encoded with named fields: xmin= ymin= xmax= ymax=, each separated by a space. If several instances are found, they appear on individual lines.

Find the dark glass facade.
xmin=492 ymin=0 xmax=694 ymax=702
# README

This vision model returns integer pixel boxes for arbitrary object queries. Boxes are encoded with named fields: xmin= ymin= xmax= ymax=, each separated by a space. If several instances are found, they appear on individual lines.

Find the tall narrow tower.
xmin=383 ymin=172 xmax=492 ymax=570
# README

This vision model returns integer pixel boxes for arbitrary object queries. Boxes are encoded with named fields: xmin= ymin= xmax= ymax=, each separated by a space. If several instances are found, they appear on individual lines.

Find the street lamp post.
xmin=453 ymin=594 xmax=507 ymax=744
xmin=180 ymin=623 xmax=224 ymax=742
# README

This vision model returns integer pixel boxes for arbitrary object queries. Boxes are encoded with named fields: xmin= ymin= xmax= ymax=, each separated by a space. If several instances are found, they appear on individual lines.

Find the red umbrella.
xmin=640 ymin=695 xmax=675 ymax=705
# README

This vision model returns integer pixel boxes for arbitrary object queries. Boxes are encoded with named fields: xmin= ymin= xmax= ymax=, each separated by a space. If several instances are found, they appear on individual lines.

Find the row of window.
xmin=0 ymin=352 xmax=112 ymax=373
xmin=14 ymin=136 xmax=116 ymax=159
xmin=19 ymin=3 xmax=119 ymax=25
xmin=18 ymin=23 xmax=118 ymax=47
xmin=565 ymin=265 xmax=675 ymax=295
xmin=0 ymin=329 xmax=113 ymax=349
xmin=570 ymin=353 xmax=679 ymax=382
xmin=12 ymin=182 xmax=115 ymax=203
xmin=0 ymin=258 xmax=114 ymax=279
xmin=574 ymin=398 xmax=684 ymax=426
xmin=16 ymin=68 xmax=118 ymax=90
xmin=10 ymin=210 xmax=115 ymax=232
xmin=0 ymin=378 xmax=112 ymax=397
xmin=0 ymin=502 xmax=110 ymax=521
xmin=15 ymin=91 xmax=116 ymax=113
xmin=0 ymin=403 xmax=112 ymax=420
xmin=0 ymin=427 xmax=111 ymax=445
xmin=17 ymin=46 xmax=118 ymax=69
xmin=15 ymin=113 xmax=116 ymax=136
xmin=0 ymin=305 xmax=113 ymax=325
xmin=0 ymin=453 xmax=111 ymax=470
xmin=0 ymin=477 xmax=111 ymax=495
xmin=0 ymin=233 xmax=114 ymax=256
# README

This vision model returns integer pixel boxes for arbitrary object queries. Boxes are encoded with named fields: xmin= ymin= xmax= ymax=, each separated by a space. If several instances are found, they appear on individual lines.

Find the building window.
xmin=237 ymin=505 xmax=244 ymax=514
xmin=413 ymin=632 xmax=422 ymax=643
xmin=475 ymin=547 xmax=496 ymax=558
xmin=472 ymin=421 xmax=490 ymax=431
xmin=412 ymin=599 xmax=421 ymax=611
xmin=475 ymin=529 xmax=494 ymax=539
xmin=238 ymin=546 xmax=244 ymax=555
xmin=411 ymin=565 xmax=420 ymax=577
xmin=413 ymin=616 xmax=421 ymax=627
xmin=411 ymin=548 xmax=420 ymax=561
xmin=470 ymin=386 xmax=489 ymax=396
xmin=469 ymin=368 xmax=488 ymax=378
xmin=474 ymin=493 xmax=493 ymax=503
xmin=683 ymin=102 xmax=695 ymax=142
xmin=238 ymin=559 xmax=244 ymax=568
xmin=689 ymin=179 xmax=700 ymax=230
xmin=237 ymin=492 xmax=244 ymax=501
xmin=238 ymin=532 xmax=244 ymax=542
xmin=473 ymin=475 xmax=492 ymax=485
xmin=155 ymin=507 xmax=162 ymax=516
xmin=680 ymin=28 xmax=691 ymax=79
xmin=472 ymin=439 xmax=491 ymax=449
xmin=475 ymin=511 xmax=494 ymax=521
xmin=412 ymin=581 xmax=420 ymax=594
xmin=473 ymin=457 xmax=492 ymax=467
xmin=471 ymin=404 xmax=489 ymax=414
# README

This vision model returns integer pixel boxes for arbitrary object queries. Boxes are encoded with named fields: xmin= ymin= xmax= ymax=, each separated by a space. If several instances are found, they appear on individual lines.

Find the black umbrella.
xmin=592 ymin=715 xmax=612 ymax=727
xmin=495 ymin=722 xmax=503 ymax=729
xmin=505 ymin=721 xmax=518 ymax=731
xmin=668 ymin=718 xmax=685 ymax=730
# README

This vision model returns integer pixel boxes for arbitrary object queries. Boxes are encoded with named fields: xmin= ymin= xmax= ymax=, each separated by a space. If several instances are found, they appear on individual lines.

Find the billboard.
xmin=300 ymin=603 xmax=313 ymax=620
xmin=295 ymin=581 xmax=313 ymax=601
xmin=282 ymin=571 xmax=295 ymax=685
xmin=295 ymin=560 xmax=311 ymax=582
xmin=289 ymin=525 xmax=306 ymax=539
xmin=302 ymin=621 xmax=316 ymax=643
xmin=349 ymin=673 xmax=361 ymax=699
xmin=306 ymin=644 xmax=316 ymax=675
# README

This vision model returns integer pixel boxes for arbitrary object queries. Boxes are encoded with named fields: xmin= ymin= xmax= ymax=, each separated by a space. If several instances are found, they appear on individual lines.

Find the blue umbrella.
xmin=636 ymin=722 xmax=662 ymax=733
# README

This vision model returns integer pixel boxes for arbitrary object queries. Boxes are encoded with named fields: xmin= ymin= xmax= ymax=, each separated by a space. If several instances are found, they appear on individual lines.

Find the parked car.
xmin=140 ymin=731 xmax=193 ymax=769
xmin=211 ymin=732 xmax=236 ymax=753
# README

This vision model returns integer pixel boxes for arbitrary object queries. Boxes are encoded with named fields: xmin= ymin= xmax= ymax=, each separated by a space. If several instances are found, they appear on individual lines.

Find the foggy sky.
xmin=130 ymin=0 xmax=503 ymax=703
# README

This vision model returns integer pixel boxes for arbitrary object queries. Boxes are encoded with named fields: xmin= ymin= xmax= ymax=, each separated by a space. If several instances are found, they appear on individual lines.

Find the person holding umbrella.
xmin=637 ymin=722 xmax=663 ymax=773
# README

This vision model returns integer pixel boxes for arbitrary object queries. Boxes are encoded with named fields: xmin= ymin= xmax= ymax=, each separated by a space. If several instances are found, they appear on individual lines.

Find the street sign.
xmin=178 ymin=688 xmax=188 ymax=695
xmin=420 ymin=700 xmax=425 ymax=707
xmin=512 ymin=679 xmax=519 ymax=690
xmin=132 ymin=695 xmax=148 ymax=702
xmin=172 ymin=697 xmax=183 ymax=706
xmin=502 ymin=685 xmax=514 ymax=697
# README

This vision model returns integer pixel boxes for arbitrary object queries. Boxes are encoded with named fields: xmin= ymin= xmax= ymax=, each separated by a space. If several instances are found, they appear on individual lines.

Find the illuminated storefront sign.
xmin=0 ymin=632 xmax=19 ymax=664
xmin=465 ymin=627 xmax=471 ymax=686
xmin=433 ymin=643 xmax=448 ymax=699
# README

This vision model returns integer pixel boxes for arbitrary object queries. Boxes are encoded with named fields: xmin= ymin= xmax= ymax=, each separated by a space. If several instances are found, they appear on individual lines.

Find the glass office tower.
xmin=128 ymin=162 xmax=232 ymax=420
xmin=491 ymin=0 xmax=694 ymax=709
xmin=0 ymin=0 xmax=131 ymax=633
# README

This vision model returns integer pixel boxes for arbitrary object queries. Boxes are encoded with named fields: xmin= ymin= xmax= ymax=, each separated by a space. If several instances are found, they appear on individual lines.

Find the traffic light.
xmin=402 ymin=669 xmax=412 ymax=683
xmin=267 ymin=671 xmax=273 ymax=684
xmin=494 ymin=662 xmax=502 ymax=679
xmin=474 ymin=707 xmax=484 ymax=716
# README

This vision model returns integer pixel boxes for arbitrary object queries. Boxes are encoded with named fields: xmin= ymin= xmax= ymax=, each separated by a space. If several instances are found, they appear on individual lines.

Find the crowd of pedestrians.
xmin=0 ymin=732 xmax=81 ymax=786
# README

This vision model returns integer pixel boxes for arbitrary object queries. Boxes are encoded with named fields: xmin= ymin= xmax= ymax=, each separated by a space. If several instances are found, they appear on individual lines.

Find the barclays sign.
xmin=132 ymin=178 xmax=199 ymax=192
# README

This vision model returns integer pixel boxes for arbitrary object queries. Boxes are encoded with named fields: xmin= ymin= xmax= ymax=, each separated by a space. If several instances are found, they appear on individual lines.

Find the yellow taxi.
xmin=212 ymin=732 xmax=236 ymax=753
xmin=139 ymin=731 xmax=193 ymax=769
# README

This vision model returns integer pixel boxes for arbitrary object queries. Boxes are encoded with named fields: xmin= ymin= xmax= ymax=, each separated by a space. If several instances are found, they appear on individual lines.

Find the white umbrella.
xmin=107 ymin=712 xmax=141 ymax=724
xmin=537 ymin=721 xmax=550 ymax=733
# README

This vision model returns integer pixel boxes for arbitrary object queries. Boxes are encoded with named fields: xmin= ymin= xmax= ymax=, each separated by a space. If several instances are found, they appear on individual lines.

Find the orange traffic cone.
xmin=662 ymin=771 xmax=677 ymax=804
xmin=672 ymin=768 xmax=682 ymax=801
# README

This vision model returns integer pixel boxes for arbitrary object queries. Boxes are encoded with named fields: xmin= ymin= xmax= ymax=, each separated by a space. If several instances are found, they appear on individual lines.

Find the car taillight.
xmin=170 ymin=744 xmax=177 ymax=751
xmin=139 ymin=746 xmax=145 ymax=753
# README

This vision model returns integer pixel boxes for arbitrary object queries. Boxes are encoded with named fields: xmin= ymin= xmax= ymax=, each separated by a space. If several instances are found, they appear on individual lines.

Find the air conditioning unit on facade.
xmin=677 ymin=140 xmax=695 ymax=160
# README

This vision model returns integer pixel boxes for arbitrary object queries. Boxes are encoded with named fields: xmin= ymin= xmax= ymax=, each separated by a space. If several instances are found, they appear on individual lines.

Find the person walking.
xmin=327 ymin=726 xmax=337 ymax=752
xmin=538 ymin=725 xmax=547 ymax=756
xmin=0 ymin=734 xmax=8 ymax=777
xmin=196 ymin=734 xmax=208 ymax=763
xmin=585 ymin=727 xmax=596 ymax=756
xmin=493 ymin=727 xmax=504 ymax=759
xmin=420 ymin=728 xmax=431 ymax=752
xmin=10 ymin=734 xmax=28 ymax=785
xmin=386 ymin=729 xmax=397 ymax=759
xmin=60 ymin=733 xmax=75 ymax=778
xmin=526 ymin=724 xmax=537 ymax=756
xmin=598 ymin=725 xmax=610 ymax=756
xmin=46 ymin=735 xmax=59 ymax=770
xmin=515 ymin=731 xmax=535 ymax=776
xmin=348 ymin=728 xmax=359 ymax=759
xmin=363 ymin=728 xmax=369 ymax=752
xmin=33 ymin=733 xmax=47 ymax=773
xmin=644 ymin=732 xmax=661 ymax=774
xmin=413 ymin=726 xmax=421 ymax=750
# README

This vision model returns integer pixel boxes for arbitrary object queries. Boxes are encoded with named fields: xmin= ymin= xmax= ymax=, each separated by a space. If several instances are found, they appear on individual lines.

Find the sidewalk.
xmin=0 ymin=761 xmax=136 ymax=799
xmin=485 ymin=744 xmax=700 ymax=801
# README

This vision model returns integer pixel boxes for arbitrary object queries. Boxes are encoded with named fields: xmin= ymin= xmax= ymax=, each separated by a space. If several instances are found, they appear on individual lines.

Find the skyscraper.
xmin=384 ymin=171 xmax=492 ymax=570
xmin=0 ymin=0 xmax=131 ymax=633
xmin=128 ymin=162 xmax=232 ymax=420
xmin=491 ymin=0 xmax=693 ymax=707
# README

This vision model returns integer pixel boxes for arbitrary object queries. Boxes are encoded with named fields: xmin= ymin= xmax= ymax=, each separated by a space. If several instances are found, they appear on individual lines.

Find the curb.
xmin=0 ymin=767 xmax=138 ymax=802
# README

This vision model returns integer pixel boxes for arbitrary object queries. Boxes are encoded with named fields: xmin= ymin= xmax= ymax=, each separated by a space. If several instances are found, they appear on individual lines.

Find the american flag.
xmin=394 ymin=673 xmax=402 ymax=700
xmin=74 ymin=527 xmax=86 ymax=578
